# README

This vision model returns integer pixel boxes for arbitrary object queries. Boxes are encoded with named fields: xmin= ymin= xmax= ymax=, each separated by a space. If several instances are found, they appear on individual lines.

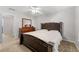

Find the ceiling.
xmin=0 ymin=6 xmax=72 ymax=17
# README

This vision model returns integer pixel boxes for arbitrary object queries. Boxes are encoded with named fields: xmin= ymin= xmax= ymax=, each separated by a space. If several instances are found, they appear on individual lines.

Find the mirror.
xmin=22 ymin=18 xmax=32 ymax=27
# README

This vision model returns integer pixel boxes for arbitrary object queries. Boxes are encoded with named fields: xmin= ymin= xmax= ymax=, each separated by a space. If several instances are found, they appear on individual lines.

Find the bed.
xmin=20 ymin=22 xmax=63 ymax=52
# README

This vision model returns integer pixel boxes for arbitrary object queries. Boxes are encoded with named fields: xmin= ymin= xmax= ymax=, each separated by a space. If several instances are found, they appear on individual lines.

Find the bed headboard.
xmin=41 ymin=22 xmax=63 ymax=35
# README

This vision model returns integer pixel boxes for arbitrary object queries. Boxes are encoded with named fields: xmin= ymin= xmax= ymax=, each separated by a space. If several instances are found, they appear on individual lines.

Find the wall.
xmin=0 ymin=8 xmax=27 ymax=39
xmin=0 ymin=7 xmax=37 ymax=39
xmin=75 ymin=7 xmax=79 ymax=48
xmin=0 ymin=14 xmax=2 ymax=42
xmin=33 ymin=7 xmax=75 ymax=42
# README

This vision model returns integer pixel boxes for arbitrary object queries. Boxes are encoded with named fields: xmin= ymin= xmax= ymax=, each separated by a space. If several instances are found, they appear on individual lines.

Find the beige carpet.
xmin=59 ymin=40 xmax=79 ymax=52
xmin=0 ymin=34 xmax=79 ymax=52
xmin=0 ymin=34 xmax=31 ymax=52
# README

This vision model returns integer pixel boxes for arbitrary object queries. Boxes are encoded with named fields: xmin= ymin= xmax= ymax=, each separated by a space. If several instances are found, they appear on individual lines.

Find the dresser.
xmin=19 ymin=26 xmax=35 ymax=37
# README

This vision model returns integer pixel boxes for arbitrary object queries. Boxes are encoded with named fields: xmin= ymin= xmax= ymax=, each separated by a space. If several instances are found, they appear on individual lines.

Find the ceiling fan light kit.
xmin=30 ymin=6 xmax=42 ymax=15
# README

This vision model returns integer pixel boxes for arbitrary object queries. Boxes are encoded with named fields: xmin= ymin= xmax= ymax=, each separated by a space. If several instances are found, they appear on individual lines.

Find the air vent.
xmin=9 ymin=8 xmax=15 ymax=11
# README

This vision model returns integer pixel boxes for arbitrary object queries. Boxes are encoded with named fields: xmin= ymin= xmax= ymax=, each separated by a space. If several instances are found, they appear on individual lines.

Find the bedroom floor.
xmin=0 ymin=34 xmax=79 ymax=52
xmin=0 ymin=34 xmax=31 ymax=52
xmin=59 ymin=40 xmax=79 ymax=52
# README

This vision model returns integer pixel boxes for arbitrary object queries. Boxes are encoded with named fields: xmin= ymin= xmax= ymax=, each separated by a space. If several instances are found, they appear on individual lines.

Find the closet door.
xmin=0 ymin=15 xmax=2 ymax=42
xmin=3 ymin=15 xmax=14 ymax=37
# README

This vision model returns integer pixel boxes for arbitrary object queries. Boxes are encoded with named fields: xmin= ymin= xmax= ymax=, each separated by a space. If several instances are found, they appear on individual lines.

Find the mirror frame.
xmin=22 ymin=18 xmax=32 ymax=28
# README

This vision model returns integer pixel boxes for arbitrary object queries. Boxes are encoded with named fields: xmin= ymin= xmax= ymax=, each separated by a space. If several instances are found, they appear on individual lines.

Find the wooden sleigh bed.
xmin=20 ymin=22 xmax=63 ymax=52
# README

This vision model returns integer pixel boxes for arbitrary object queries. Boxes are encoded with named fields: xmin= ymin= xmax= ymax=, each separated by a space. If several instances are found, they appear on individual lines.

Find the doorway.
xmin=3 ymin=15 xmax=14 ymax=38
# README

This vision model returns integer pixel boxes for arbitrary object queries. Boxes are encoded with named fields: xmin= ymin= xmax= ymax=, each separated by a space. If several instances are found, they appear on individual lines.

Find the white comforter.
xmin=24 ymin=29 xmax=62 ymax=52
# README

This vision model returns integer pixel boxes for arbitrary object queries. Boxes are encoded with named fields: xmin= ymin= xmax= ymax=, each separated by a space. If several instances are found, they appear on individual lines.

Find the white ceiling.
xmin=0 ymin=6 xmax=72 ymax=17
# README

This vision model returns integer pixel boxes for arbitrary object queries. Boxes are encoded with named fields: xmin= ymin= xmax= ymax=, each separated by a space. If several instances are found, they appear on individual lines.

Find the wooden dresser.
xmin=19 ymin=26 xmax=35 ymax=37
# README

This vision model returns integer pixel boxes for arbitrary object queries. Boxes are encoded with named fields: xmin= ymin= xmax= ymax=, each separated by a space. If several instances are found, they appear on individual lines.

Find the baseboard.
xmin=63 ymin=38 xmax=75 ymax=43
xmin=64 ymin=39 xmax=75 ymax=43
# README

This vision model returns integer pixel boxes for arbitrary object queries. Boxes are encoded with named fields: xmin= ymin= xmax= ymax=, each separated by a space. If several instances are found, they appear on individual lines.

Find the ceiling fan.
xmin=29 ymin=6 xmax=42 ymax=15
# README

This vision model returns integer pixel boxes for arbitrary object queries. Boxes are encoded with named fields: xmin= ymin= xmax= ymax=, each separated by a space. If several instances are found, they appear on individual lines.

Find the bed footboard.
xmin=20 ymin=34 xmax=53 ymax=52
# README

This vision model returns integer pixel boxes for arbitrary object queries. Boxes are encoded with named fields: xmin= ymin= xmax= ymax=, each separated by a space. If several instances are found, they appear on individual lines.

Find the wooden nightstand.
xmin=19 ymin=26 xmax=35 ymax=37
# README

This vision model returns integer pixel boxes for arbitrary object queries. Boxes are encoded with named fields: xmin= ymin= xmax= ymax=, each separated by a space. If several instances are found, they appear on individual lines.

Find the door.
xmin=3 ymin=15 xmax=14 ymax=37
